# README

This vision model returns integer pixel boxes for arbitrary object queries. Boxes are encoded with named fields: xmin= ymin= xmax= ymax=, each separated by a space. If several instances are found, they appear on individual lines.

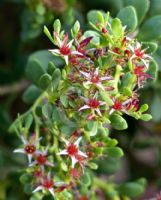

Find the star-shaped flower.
xmin=134 ymin=65 xmax=152 ymax=88
xmin=128 ymin=42 xmax=152 ymax=68
xmin=58 ymin=137 xmax=87 ymax=168
xmin=79 ymin=97 xmax=106 ymax=116
xmin=49 ymin=32 xmax=82 ymax=65
xmin=30 ymin=148 xmax=54 ymax=170
xmin=80 ymin=68 xmax=112 ymax=91
xmin=33 ymin=172 xmax=64 ymax=197
xmin=13 ymin=134 xmax=41 ymax=164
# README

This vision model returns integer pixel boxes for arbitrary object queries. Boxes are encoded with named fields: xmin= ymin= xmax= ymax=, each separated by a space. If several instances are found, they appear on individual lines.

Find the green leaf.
xmin=124 ymin=0 xmax=150 ymax=24
xmin=111 ymin=18 xmax=123 ymax=39
xmin=140 ymin=114 xmax=152 ymax=121
xmin=22 ymin=85 xmax=41 ymax=104
xmin=26 ymin=59 xmax=45 ymax=85
xmin=52 ymin=68 xmax=61 ymax=90
xmin=138 ymin=15 xmax=161 ymax=41
xmin=118 ymin=182 xmax=145 ymax=197
xmin=39 ymin=73 xmax=52 ymax=90
xmin=147 ymin=59 xmax=158 ymax=81
xmin=42 ymin=103 xmax=53 ymax=119
xmin=142 ymin=42 xmax=158 ymax=54
xmin=60 ymin=95 xmax=68 ymax=108
xmin=100 ymin=91 xmax=113 ymax=105
xmin=24 ymin=114 xmax=33 ymax=130
xmin=149 ymin=0 xmax=161 ymax=16
xmin=106 ymin=147 xmax=124 ymax=158
xmin=110 ymin=114 xmax=128 ymax=130
xmin=139 ymin=104 xmax=149 ymax=113
xmin=81 ymin=172 xmax=91 ymax=187
xmin=47 ymin=62 xmax=56 ymax=75
xmin=44 ymin=26 xmax=54 ymax=44
xmin=154 ymin=45 xmax=161 ymax=71
xmin=20 ymin=174 xmax=32 ymax=184
xmin=26 ymin=50 xmax=63 ymax=85
xmin=86 ymin=121 xmax=98 ymax=136
xmin=117 ymin=6 xmax=138 ymax=32
xmin=87 ymin=10 xmax=105 ymax=25
xmin=88 ymin=162 xmax=98 ymax=170
xmin=53 ymin=19 xmax=61 ymax=33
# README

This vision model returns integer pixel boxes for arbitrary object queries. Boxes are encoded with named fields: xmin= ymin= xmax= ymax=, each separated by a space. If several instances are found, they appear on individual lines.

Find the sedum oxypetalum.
xmin=11 ymin=11 xmax=156 ymax=200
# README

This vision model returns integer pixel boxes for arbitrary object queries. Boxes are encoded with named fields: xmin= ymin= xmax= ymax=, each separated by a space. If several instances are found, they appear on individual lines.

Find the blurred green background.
xmin=1 ymin=0 xmax=161 ymax=199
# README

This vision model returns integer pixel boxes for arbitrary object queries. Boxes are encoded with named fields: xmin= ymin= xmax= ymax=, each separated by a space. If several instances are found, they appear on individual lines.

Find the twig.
xmin=0 ymin=80 xmax=30 ymax=96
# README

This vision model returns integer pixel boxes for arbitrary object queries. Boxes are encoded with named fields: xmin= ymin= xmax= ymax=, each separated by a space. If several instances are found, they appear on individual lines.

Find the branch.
xmin=0 ymin=80 xmax=30 ymax=96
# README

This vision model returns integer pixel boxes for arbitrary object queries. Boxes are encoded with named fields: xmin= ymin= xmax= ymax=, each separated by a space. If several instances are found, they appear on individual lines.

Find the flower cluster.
xmin=13 ymin=12 xmax=155 ymax=199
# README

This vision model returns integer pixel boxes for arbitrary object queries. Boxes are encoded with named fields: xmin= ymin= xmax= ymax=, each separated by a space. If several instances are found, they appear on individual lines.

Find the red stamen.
xmin=67 ymin=144 xmax=78 ymax=156
xmin=25 ymin=145 xmax=36 ymax=154
xmin=112 ymin=99 xmax=122 ymax=110
xmin=36 ymin=154 xmax=47 ymax=165
xmin=134 ymin=48 xmax=144 ymax=58
xmin=60 ymin=45 xmax=71 ymax=55
xmin=88 ymin=99 xmax=100 ymax=109
xmin=42 ymin=178 xmax=54 ymax=189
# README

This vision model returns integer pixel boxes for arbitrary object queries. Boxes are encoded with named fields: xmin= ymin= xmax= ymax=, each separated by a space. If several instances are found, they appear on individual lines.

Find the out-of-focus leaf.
xmin=22 ymin=85 xmax=41 ymax=104
xmin=124 ymin=0 xmax=150 ymax=24
xmin=138 ymin=15 xmax=161 ymax=41
xmin=149 ymin=0 xmax=161 ymax=16
xmin=117 ymin=6 xmax=138 ymax=32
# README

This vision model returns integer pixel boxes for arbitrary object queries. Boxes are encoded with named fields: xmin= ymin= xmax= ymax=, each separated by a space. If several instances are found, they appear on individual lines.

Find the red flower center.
xmin=134 ymin=48 xmax=144 ymax=58
xmin=42 ymin=178 xmax=54 ymax=189
xmin=67 ymin=144 xmax=78 ymax=156
xmin=60 ymin=45 xmax=71 ymax=55
xmin=112 ymin=99 xmax=122 ymax=110
xmin=88 ymin=99 xmax=100 ymax=109
xmin=25 ymin=145 xmax=36 ymax=154
xmin=36 ymin=154 xmax=47 ymax=165
xmin=90 ymin=74 xmax=100 ymax=83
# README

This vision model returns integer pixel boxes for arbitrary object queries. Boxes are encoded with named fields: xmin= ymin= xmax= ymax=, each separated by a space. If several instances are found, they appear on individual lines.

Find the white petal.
xmin=32 ymin=186 xmax=43 ymax=193
xmin=71 ymin=156 xmax=78 ymax=168
xmin=100 ymin=101 xmax=106 ymax=106
xmin=35 ymin=137 xmax=42 ymax=145
xmin=49 ymin=49 xmax=60 ymax=55
xmin=67 ymin=39 xmax=74 ymax=48
xmin=58 ymin=149 xmax=68 ymax=155
xmin=28 ymin=154 xmax=33 ymax=164
xmin=80 ymin=71 xmax=90 ymax=78
xmin=100 ymin=76 xmax=112 ymax=81
xmin=64 ymin=56 xmax=69 ymax=65
xmin=141 ymin=58 xmax=149 ymax=69
xmin=78 ymin=150 xmax=88 ymax=158
xmin=29 ymin=160 xmax=37 ymax=167
xmin=71 ymin=51 xmax=83 ymax=56
xmin=130 ymin=54 xmax=136 ymax=60
xmin=109 ymin=108 xmax=115 ymax=115
xmin=13 ymin=149 xmax=25 ymax=154
xmin=49 ymin=188 xmax=55 ymax=197
xmin=95 ymin=108 xmax=102 ymax=116
xmin=20 ymin=136 xmax=27 ymax=145
xmin=55 ymin=181 xmax=65 ymax=187
xmin=79 ymin=105 xmax=90 ymax=111
xmin=74 ymin=137 xmax=82 ymax=147
xmin=95 ymin=68 xmax=99 ymax=76
xmin=96 ymin=83 xmax=105 ymax=91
